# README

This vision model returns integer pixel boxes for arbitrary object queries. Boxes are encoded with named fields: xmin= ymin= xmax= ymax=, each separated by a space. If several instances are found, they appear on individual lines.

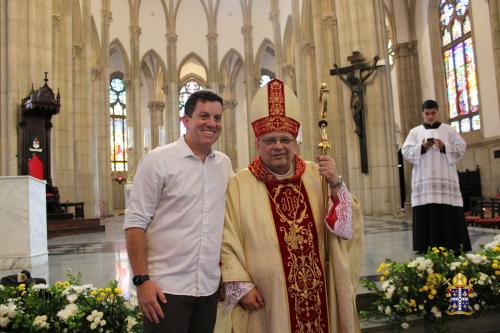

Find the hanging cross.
xmin=330 ymin=51 xmax=383 ymax=174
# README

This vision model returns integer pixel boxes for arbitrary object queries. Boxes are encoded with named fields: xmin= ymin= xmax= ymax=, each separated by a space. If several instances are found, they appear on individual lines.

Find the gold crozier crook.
xmin=317 ymin=83 xmax=332 ymax=326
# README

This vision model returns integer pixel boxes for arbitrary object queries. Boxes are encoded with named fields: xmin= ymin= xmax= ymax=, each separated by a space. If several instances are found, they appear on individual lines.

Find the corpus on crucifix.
xmin=330 ymin=51 xmax=381 ymax=174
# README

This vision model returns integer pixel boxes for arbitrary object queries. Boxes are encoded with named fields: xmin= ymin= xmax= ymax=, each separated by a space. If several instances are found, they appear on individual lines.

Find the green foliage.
xmin=360 ymin=235 xmax=500 ymax=332
xmin=0 ymin=276 xmax=142 ymax=332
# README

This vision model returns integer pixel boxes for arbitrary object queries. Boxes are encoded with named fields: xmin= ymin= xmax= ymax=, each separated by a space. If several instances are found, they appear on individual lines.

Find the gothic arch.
xmin=178 ymin=52 xmax=208 ymax=84
xmin=219 ymin=49 xmax=244 ymax=98
xmin=109 ymin=39 xmax=130 ymax=78
xmin=140 ymin=49 xmax=167 ymax=101
xmin=255 ymin=38 xmax=276 ymax=79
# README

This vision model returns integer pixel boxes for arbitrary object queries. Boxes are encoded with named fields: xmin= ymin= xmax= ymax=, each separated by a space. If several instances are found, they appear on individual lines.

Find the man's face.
xmin=256 ymin=131 xmax=297 ymax=174
xmin=423 ymin=108 xmax=438 ymax=125
xmin=183 ymin=100 xmax=223 ymax=150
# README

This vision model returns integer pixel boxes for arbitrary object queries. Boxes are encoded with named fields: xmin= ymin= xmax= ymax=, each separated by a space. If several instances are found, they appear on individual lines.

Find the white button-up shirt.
xmin=124 ymin=136 xmax=232 ymax=296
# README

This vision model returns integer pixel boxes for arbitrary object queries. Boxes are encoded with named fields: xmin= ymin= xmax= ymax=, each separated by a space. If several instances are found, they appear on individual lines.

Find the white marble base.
xmin=0 ymin=176 xmax=49 ymax=271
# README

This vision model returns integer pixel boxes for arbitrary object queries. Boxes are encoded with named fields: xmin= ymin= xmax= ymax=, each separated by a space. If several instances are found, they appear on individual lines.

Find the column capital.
xmin=241 ymin=25 xmax=253 ymax=37
xmin=101 ymin=10 xmax=113 ymax=25
xmin=224 ymin=99 xmax=238 ymax=110
xmin=269 ymin=10 xmax=279 ymax=22
xmin=129 ymin=26 xmax=142 ymax=38
xmin=394 ymin=40 xmax=418 ymax=58
xmin=322 ymin=12 xmax=336 ymax=28
xmin=91 ymin=66 xmax=103 ymax=80
xmin=52 ymin=14 xmax=62 ymax=30
xmin=72 ymin=44 xmax=84 ymax=58
xmin=206 ymin=32 xmax=218 ymax=42
xmin=165 ymin=33 xmax=178 ymax=43
xmin=302 ymin=42 xmax=315 ymax=56
xmin=148 ymin=101 xmax=166 ymax=112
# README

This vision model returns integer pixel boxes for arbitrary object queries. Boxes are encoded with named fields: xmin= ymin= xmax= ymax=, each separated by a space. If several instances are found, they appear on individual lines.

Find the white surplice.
xmin=402 ymin=123 xmax=466 ymax=207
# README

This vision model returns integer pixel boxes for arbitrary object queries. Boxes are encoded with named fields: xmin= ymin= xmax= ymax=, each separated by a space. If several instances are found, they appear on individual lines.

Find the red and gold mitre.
xmin=251 ymin=79 xmax=300 ymax=138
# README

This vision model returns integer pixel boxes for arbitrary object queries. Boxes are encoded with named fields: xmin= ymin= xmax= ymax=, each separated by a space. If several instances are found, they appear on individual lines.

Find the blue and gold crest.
xmin=445 ymin=273 xmax=476 ymax=316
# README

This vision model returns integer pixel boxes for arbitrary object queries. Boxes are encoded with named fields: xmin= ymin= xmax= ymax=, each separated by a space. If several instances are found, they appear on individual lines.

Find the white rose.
xmin=385 ymin=306 xmax=392 ymax=315
xmin=401 ymin=322 xmax=410 ymax=330
xmin=474 ymin=304 xmax=480 ymax=311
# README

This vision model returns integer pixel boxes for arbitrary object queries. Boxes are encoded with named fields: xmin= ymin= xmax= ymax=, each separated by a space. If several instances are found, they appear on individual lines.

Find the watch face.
xmin=132 ymin=275 xmax=149 ymax=286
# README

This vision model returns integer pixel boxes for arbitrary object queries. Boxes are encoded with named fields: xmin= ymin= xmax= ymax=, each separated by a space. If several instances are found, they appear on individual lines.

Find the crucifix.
xmin=330 ymin=51 xmax=382 ymax=174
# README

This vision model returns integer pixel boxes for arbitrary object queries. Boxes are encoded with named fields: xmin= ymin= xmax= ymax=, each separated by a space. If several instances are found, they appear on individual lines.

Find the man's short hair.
xmin=184 ymin=90 xmax=223 ymax=117
xmin=422 ymin=99 xmax=438 ymax=111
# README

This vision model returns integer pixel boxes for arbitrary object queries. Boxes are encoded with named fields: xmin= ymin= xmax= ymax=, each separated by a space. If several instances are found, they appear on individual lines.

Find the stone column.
xmin=223 ymin=99 xmax=238 ymax=166
xmin=269 ymin=1 xmax=283 ymax=79
xmin=165 ymin=33 xmax=179 ymax=143
xmin=207 ymin=32 xmax=219 ymax=90
xmin=309 ymin=2 xmax=350 ymax=180
xmin=148 ymin=101 xmax=165 ymax=149
xmin=97 ymin=1 xmax=113 ymax=216
xmin=299 ymin=41 xmax=318 ymax=161
xmin=394 ymin=40 xmax=422 ymax=213
xmin=335 ymin=0 xmax=400 ymax=216
xmin=126 ymin=25 xmax=142 ymax=182
xmin=241 ymin=24 xmax=257 ymax=159
xmin=489 ymin=0 xmax=500 ymax=108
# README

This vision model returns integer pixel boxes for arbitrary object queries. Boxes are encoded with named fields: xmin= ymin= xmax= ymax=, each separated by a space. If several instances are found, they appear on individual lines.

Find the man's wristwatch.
xmin=132 ymin=274 xmax=150 ymax=286
xmin=331 ymin=175 xmax=343 ymax=189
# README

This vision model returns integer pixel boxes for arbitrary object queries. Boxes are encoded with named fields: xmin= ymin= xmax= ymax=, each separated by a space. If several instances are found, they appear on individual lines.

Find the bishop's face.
xmin=257 ymin=131 xmax=298 ymax=175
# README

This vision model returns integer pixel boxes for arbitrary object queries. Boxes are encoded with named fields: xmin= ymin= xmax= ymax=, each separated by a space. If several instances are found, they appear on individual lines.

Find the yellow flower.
xmin=462 ymin=262 xmax=468 ymax=267
xmin=438 ymin=246 xmax=445 ymax=251
xmin=100 ymin=292 xmax=106 ymax=298
xmin=492 ymin=263 xmax=498 ymax=270
xmin=422 ymin=285 xmax=429 ymax=291
xmin=430 ymin=289 xmax=437 ymax=295
xmin=495 ymin=270 xmax=500 ymax=276
xmin=380 ymin=276 xmax=385 ymax=281
xmin=109 ymin=294 xmax=115 ymax=299
xmin=105 ymin=287 xmax=112 ymax=293
xmin=428 ymin=294 xmax=434 ymax=300
xmin=17 ymin=284 xmax=26 ymax=291
xmin=113 ymin=288 xmax=122 ymax=295
xmin=377 ymin=263 xmax=386 ymax=273
xmin=408 ymin=299 xmax=416 ymax=307
xmin=493 ymin=246 xmax=500 ymax=252
xmin=433 ymin=249 xmax=440 ymax=254
xmin=96 ymin=297 xmax=102 ymax=302
xmin=432 ymin=247 xmax=438 ymax=251
xmin=384 ymin=271 xmax=389 ymax=276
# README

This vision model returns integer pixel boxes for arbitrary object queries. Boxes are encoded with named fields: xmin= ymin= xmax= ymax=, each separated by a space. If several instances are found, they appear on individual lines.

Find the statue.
xmin=330 ymin=51 xmax=382 ymax=174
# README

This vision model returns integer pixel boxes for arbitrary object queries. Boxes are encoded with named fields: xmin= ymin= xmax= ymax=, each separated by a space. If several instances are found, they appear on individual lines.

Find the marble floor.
xmin=1 ymin=215 xmax=498 ymax=300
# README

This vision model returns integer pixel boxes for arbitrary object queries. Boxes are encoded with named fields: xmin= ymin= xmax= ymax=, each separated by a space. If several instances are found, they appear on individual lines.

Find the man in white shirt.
xmin=124 ymin=90 xmax=232 ymax=333
xmin=402 ymin=99 xmax=471 ymax=253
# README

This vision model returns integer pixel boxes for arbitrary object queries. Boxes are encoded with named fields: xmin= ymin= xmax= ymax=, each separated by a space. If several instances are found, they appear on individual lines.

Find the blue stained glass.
xmin=460 ymin=118 xmax=471 ymax=132
xmin=110 ymin=90 xmax=118 ymax=104
xmin=111 ymin=78 xmax=125 ymax=92
xmin=440 ymin=3 xmax=454 ymax=26
xmin=118 ymin=91 xmax=126 ymax=104
xmin=455 ymin=0 xmax=469 ymax=16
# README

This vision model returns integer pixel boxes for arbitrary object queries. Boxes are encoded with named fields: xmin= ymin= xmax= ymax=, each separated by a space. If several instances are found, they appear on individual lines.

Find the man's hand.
xmin=137 ymin=280 xmax=167 ymax=324
xmin=316 ymin=155 xmax=340 ymax=190
xmin=240 ymin=287 xmax=265 ymax=311
xmin=422 ymin=138 xmax=434 ymax=150
xmin=434 ymin=138 xmax=445 ymax=150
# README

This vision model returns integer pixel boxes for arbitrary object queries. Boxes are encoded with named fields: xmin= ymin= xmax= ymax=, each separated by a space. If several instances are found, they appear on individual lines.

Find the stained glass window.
xmin=440 ymin=0 xmax=480 ymax=133
xmin=179 ymin=80 xmax=204 ymax=136
xmin=110 ymin=73 xmax=127 ymax=171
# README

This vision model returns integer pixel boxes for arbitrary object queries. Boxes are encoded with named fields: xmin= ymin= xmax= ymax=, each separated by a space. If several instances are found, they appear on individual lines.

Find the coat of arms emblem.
xmin=445 ymin=273 xmax=476 ymax=315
